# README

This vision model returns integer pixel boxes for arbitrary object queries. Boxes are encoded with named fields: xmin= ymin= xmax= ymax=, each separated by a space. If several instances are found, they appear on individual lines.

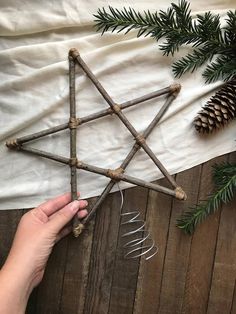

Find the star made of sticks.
xmin=6 ymin=48 xmax=187 ymax=237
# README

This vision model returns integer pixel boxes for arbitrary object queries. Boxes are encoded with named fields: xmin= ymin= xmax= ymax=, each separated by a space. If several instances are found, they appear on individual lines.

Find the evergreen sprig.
xmin=94 ymin=0 xmax=236 ymax=83
xmin=176 ymin=163 xmax=236 ymax=234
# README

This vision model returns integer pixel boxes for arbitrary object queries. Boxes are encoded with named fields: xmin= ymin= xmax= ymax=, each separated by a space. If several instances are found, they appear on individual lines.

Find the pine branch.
xmin=203 ymin=55 xmax=236 ymax=83
xmin=94 ymin=6 xmax=158 ymax=36
xmin=94 ymin=1 xmax=236 ymax=83
xmin=213 ymin=162 xmax=236 ymax=186
xmin=172 ymin=47 xmax=215 ymax=78
xmin=176 ymin=163 xmax=236 ymax=234
xmin=224 ymin=10 xmax=236 ymax=44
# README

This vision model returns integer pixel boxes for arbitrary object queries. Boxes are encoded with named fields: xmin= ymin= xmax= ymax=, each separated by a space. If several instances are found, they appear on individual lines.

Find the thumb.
xmin=47 ymin=200 xmax=80 ymax=233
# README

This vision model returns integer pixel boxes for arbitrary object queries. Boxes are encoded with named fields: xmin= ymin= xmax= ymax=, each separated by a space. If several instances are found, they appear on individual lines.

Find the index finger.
xmin=37 ymin=192 xmax=80 ymax=216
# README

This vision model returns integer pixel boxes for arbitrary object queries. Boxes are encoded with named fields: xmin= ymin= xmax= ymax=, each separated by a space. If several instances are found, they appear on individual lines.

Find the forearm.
xmin=0 ymin=260 xmax=33 ymax=314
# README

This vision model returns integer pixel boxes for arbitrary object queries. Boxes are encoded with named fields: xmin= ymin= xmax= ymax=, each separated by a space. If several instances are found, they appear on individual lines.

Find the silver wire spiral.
xmin=117 ymin=184 xmax=158 ymax=261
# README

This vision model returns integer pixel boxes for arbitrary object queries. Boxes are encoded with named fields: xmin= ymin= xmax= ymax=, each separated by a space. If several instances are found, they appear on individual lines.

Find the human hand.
xmin=0 ymin=193 xmax=88 ymax=314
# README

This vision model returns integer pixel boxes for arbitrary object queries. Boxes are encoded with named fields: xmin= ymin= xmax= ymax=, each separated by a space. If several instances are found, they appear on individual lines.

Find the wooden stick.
xmin=17 ymin=145 xmax=185 ymax=200
xmin=81 ymin=180 xmax=116 ymax=225
xmin=68 ymin=54 xmax=81 ymax=237
xmin=7 ymin=85 xmax=175 ymax=146
xmin=82 ymin=93 xmax=178 ymax=225
xmin=71 ymin=48 xmax=179 ymax=189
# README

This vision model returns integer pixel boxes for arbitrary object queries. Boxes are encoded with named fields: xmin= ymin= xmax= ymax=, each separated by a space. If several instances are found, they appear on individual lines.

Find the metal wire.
xmin=117 ymin=184 xmax=158 ymax=261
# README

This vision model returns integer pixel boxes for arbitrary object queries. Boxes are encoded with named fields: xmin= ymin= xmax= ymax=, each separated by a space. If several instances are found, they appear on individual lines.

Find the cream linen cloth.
xmin=0 ymin=0 xmax=235 ymax=209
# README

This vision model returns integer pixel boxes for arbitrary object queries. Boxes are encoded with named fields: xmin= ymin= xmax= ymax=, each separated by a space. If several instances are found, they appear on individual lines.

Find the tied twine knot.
xmin=170 ymin=83 xmax=181 ymax=97
xmin=73 ymin=223 xmax=85 ymax=237
xmin=107 ymin=167 xmax=124 ymax=181
xmin=69 ymin=48 xmax=80 ymax=59
xmin=6 ymin=139 xmax=21 ymax=150
xmin=135 ymin=134 xmax=146 ymax=145
xmin=69 ymin=117 xmax=78 ymax=129
xmin=175 ymin=187 xmax=187 ymax=200
xmin=69 ymin=157 xmax=78 ymax=167
xmin=112 ymin=104 xmax=121 ymax=114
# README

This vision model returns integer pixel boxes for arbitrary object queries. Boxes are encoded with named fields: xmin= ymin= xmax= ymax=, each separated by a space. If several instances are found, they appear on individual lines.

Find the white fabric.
xmin=0 ymin=0 xmax=235 ymax=209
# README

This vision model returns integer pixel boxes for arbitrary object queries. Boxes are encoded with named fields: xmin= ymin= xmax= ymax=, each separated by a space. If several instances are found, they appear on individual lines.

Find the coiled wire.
xmin=117 ymin=184 xmax=158 ymax=261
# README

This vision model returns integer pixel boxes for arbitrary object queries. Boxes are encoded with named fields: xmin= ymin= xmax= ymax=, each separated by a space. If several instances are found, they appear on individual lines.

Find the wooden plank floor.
xmin=0 ymin=152 xmax=235 ymax=314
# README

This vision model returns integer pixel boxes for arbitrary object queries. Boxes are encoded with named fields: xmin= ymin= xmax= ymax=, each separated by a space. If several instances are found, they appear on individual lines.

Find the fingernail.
xmin=69 ymin=200 xmax=80 ymax=212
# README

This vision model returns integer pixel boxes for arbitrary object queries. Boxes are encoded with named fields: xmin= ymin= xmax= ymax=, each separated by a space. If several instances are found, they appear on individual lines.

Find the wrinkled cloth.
xmin=0 ymin=0 xmax=235 ymax=209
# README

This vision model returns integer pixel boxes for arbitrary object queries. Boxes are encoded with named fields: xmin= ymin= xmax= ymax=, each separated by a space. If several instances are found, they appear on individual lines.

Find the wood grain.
xmin=0 ymin=209 xmax=22 ymax=267
xmin=230 ymin=281 xmax=236 ymax=314
xmin=207 ymin=153 xmax=236 ymax=314
xmin=83 ymin=191 xmax=122 ymax=314
xmin=158 ymin=165 xmax=202 ymax=314
xmin=133 ymin=178 xmax=173 ymax=314
xmin=35 ymin=236 xmax=69 ymax=314
xmin=181 ymin=155 xmax=228 ymax=314
xmin=108 ymin=186 xmax=149 ymax=314
xmin=59 ymin=198 xmax=96 ymax=314
xmin=0 ymin=152 xmax=235 ymax=314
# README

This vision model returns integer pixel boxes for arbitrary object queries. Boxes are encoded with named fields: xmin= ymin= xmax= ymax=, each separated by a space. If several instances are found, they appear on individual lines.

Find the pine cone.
xmin=194 ymin=78 xmax=236 ymax=133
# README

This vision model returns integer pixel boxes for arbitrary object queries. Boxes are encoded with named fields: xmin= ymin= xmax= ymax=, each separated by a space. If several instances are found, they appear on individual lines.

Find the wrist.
xmin=3 ymin=253 xmax=36 ymax=291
